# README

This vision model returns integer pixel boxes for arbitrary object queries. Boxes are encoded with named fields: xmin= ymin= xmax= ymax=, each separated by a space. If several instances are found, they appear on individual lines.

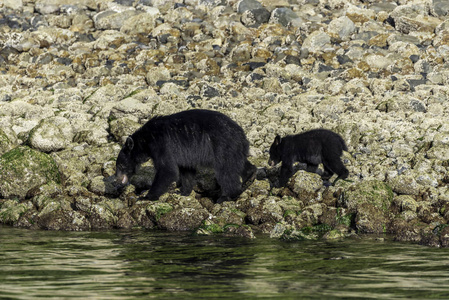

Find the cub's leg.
xmin=278 ymin=161 xmax=294 ymax=187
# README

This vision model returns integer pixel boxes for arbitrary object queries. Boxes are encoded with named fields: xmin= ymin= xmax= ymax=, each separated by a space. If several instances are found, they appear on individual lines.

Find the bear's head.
xmin=115 ymin=136 xmax=139 ymax=185
xmin=268 ymin=135 xmax=282 ymax=166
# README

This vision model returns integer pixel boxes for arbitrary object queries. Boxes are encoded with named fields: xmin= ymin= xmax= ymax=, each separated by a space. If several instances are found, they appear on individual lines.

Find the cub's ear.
xmin=125 ymin=136 xmax=134 ymax=151
xmin=274 ymin=135 xmax=281 ymax=145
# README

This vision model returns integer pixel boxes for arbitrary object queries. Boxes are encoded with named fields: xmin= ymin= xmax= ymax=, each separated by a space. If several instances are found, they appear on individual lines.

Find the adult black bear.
xmin=115 ymin=109 xmax=256 ymax=203
xmin=269 ymin=129 xmax=349 ymax=187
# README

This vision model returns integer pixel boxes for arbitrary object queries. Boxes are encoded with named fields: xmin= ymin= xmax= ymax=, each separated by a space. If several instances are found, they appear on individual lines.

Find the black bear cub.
xmin=115 ymin=109 xmax=256 ymax=203
xmin=269 ymin=129 xmax=349 ymax=187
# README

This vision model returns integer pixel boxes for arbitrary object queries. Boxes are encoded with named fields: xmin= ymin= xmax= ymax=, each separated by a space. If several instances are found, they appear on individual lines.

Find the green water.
xmin=1 ymin=227 xmax=449 ymax=299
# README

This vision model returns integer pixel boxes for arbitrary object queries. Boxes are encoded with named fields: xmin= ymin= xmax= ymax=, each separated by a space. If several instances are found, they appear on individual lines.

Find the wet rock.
xmin=439 ymin=226 xmax=449 ymax=247
xmin=211 ymin=202 xmax=246 ymax=226
xmin=269 ymin=222 xmax=290 ymax=239
xmin=195 ymin=219 xmax=224 ymax=235
xmin=322 ymin=226 xmax=350 ymax=240
xmin=388 ymin=174 xmax=419 ymax=196
xmin=0 ymin=128 xmax=17 ymax=156
xmin=88 ymin=176 xmax=119 ymax=196
xmin=224 ymin=224 xmax=255 ymax=239
xmin=394 ymin=194 xmax=418 ymax=212
xmin=271 ymin=222 xmax=331 ymax=241
xmin=355 ymin=202 xmax=388 ymax=234
xmin=0 ymin=146 xmax=61 ymax=199
xmin=0 ymin=200 xmax=33 ymax=225
xmin=33 ymin=193 xmax=90 ymax=230
xmin=242 ymin=179 xmax=271 ymax=198
xmin=37 ymin=195 xmax=71 ymax=217
xmin=345 ymin=181 xmax=395 ymax=211
xmin=277 ymin=195 xmax=303 ymax=216
xmin=90 ymin=198 xmax=126 ymax=229
xmin=299 ymin=203 xmax=324 ymax=227
xmin=245 ymin=196 xmax=284 ymax=225
xmin=390 ymin=218 xmax=430 ymax=243
xmin=287 ymin=170 xmax=323 ymax=204
xmin=39 ymin=208 xmax=90 ymax=231
xmin=344 ymin=180 xmax=394 ymax=234
xmin=158 ymin=207 xmax=209 ymax=231
xmin=116 ymin=209 xmax=136 ymax=229
xmin=129 ymin=202 xmax=155 ymax=228
xmin=145 ymin=201 xmax=173 ymax=223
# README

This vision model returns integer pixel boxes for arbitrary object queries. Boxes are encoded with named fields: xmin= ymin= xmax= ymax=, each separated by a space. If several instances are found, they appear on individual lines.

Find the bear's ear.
xmin=125 ymin=136 xmax=134 ymax=151
xmin=274 ymin=135 xmax=281 ymax=146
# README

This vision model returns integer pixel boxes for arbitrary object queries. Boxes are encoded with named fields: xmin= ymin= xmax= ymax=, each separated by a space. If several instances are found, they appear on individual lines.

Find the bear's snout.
xmin=121 ymin=174 xmax=129 ymax=184
xmin=115 ymin=173 xmax=129 ymax=185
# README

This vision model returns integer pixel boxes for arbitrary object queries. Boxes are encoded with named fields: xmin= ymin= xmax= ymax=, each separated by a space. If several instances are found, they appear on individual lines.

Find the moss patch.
xmin=0 ymin=199 xmax=31 ymax=225
xmin=146 ymin=202 xmax=173 ymax=222
xmin=345 ymin=180 xmax=394 ymax=212
xmin=0 ymin=146 xmax=61 ymax=199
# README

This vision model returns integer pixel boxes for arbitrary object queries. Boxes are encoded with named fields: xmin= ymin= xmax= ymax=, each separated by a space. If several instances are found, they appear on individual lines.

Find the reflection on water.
xmin=1 ymin=226 xmax=449 ymax=299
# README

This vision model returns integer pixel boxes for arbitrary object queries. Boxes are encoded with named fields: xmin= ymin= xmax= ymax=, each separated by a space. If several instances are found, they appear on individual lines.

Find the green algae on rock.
xmin=344 ymin=180 xmax=394 ymax=212
xmin=0 ymin=128 xmax=16 ymax=156
xmin=0 ymin=146 xmax=61 ymax=199
xmin=344 ymin=180 xmax=394 ymax=234
xmin=0 ymin=199 xmax=33 ymax=226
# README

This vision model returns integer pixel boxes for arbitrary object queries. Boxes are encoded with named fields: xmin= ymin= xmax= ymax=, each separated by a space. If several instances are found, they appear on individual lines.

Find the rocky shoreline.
xmin=1 ymin=0 xmax=449 ymax=247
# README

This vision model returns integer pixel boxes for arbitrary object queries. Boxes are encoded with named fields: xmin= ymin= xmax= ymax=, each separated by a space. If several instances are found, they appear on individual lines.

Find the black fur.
xmin=269 ymin=129 xmax=349 ymax=187
xmin=115 ymin=109 xmax=256 ymax=203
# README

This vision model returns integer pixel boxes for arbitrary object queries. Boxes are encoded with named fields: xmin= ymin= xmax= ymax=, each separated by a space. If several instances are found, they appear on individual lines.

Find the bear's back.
xmin=301 ymin=129 xmax=347 ymax=152
xmin=133 ymin=109 xmax=248 ymax=154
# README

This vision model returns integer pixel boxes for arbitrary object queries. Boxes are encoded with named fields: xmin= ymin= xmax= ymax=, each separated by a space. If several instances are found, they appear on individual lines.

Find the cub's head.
xmin=268 ymin=135 xmax=282 ymax=167
xmin=115 ymin=136 xmax=138 ymax=185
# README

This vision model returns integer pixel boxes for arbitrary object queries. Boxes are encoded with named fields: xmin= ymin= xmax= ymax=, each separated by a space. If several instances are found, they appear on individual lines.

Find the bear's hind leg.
xmin=306 ymin=163 xmax=319 ymax=174
xmin=323 ymin=157 xmax=348 ymax=184
xmin=145 ymin=166 xmax=179 ymax=200
xmin=179 ymin=167 xmax=196 ymax=196
xmin=321 ymin=165 xmax=334 ymax=180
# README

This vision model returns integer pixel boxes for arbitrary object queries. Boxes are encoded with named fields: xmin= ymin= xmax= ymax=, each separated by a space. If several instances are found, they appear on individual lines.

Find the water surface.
xmin=1 ymin=227 xmax=449 ymax=299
